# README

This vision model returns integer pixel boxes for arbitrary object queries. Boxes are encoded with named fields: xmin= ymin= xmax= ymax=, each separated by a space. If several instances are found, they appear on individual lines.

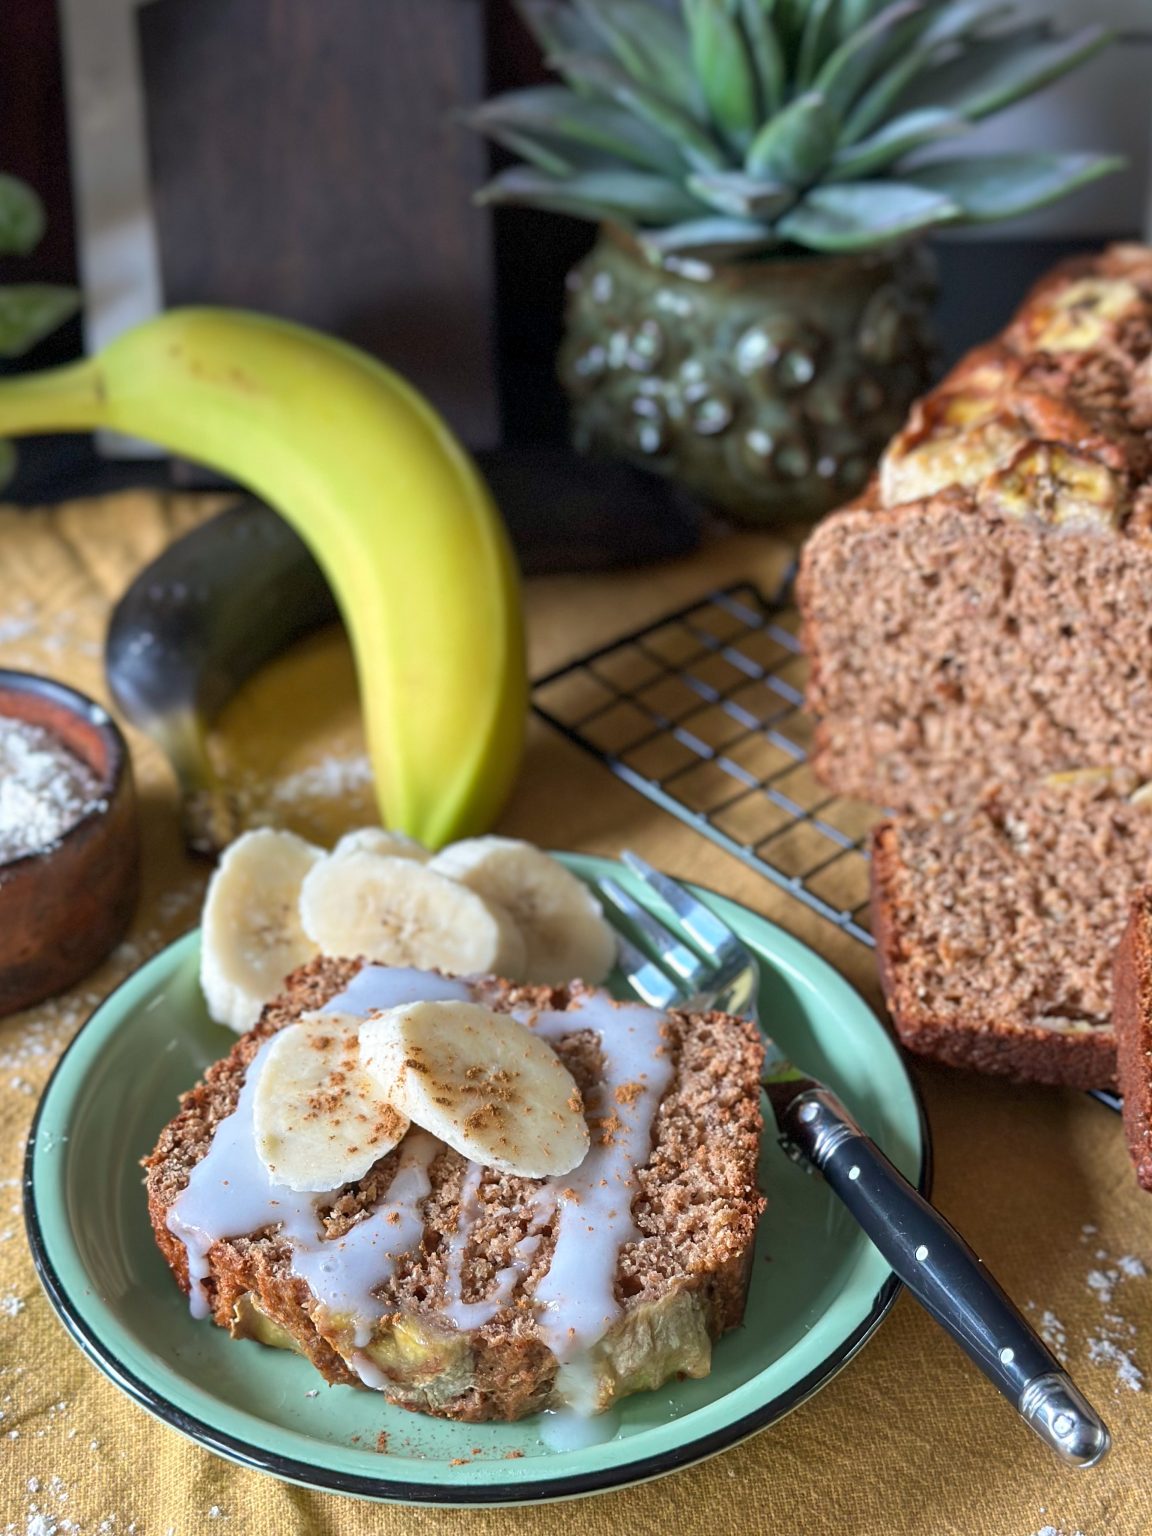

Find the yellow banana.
xmin=0 ymin=309 xmax=526 ymax=848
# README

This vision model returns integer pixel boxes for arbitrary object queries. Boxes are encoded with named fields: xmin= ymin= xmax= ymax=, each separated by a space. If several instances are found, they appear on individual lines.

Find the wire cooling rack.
xmin=531 ymin=580 xmax=880 ymax=950
xmin=532 ymin=582 xmax=1126 ymax=1116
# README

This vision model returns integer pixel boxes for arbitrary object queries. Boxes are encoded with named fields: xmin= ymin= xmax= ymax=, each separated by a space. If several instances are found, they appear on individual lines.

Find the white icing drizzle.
xmin=168 ymin=967 xmax=467 ymax=1325
xmin=323 ymin=965 xmax=470 ymax=1016
xmin=289 ymin=1130 xmax=441 ymax=1347
xmin=441 ymin=1164 xmax=544 ymax=1332
xmin=525 ymin=992 xmax=673 ymax=1368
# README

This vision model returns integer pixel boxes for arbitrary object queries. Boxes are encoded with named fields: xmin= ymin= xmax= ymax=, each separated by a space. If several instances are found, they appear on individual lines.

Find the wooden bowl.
xmin=0 ymin=670 xmax=140 ymax=1017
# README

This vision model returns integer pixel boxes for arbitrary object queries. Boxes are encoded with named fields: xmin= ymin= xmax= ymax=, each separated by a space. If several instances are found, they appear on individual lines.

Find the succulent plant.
xmin=471 ymin=0 xmax=1120 ymax=259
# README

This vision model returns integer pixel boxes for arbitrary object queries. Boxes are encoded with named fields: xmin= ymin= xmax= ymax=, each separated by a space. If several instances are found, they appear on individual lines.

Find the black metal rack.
xmin=532 ymin=581 xmax=878 ymax=950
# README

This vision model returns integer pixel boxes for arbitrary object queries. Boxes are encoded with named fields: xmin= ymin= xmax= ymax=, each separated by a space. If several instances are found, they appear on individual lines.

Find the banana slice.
xmin=299 ymin=849 xmax=526 ymax=975
xmin=428 ymin=837 xmax=615 ymax=985
xmin=201 ymin=828 xmax=324 ymax=1033
xmin=332 ymin=827 xmax=430 ymax=863
xmin=360 ymin=1000 xmax=588 ymax=1177
xmin=253 ymin=1011 xmax=409 ymax=1191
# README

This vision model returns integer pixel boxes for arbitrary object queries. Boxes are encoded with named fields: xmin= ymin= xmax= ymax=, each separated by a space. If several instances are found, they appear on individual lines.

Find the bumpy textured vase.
xmin=559 ymin=225 xmax=937 ymax=527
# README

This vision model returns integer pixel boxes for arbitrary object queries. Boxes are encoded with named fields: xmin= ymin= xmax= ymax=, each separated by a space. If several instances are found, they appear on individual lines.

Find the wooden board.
xmin=137 ymin=0 xmax=499 ymax=447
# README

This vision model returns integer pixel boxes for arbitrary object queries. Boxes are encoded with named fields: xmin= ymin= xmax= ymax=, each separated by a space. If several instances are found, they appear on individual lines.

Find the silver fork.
xmin=601 ymin=850 xmax=1110 ymax=1469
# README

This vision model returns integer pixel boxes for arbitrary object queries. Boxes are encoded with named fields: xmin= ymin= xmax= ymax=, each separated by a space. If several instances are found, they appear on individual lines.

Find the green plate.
xmin=25 ymin=854 xmax=927 ymax=1506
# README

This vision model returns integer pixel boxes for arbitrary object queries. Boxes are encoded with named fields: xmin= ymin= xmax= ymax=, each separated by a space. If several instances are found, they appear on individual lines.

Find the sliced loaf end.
xmin=868 ymin=778 xmax=1152 ymax=1090
xmin=1113 ymin=890 xmax=1152 ymax=1191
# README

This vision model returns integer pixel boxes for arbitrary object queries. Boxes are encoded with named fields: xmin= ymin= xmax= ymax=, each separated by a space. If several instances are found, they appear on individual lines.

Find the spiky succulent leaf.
xmin=477 ymin=165 xmax=706 ymax=223
xmin=777 ymin=181 xmax=960 ymax=249
xmin=683 ymin=0 xmax=760 ymax=144
xmin=470 ymin=87 xmax=683 ymax=175
xmin=515 ymin=0 xmax=609 ymax=77
xmin=814 ymin=1 xmax=929 ymax=117
xmin=553 ymin=51 xmax=727 ymax=171
xmin=843 ymin=3 xmax=1021 ymax=139
xmin=572 ymin=0 xmax=701 ymax=112
xmin=474 ymin=0 xmax=1118 ymax=257
xmin=639 ymin=215 xmax=781 ymax=258
xmin=746 ymin=91 xmax=839 ymax=185
xmin=828 ymin=107 xmax=965 ymax=180
xmin=906 ymin=153 xmax=1125 ymax=221
xmin=687 ymin=170 xmax=795 ymax=217
xmin=738 ymin=0 xmax=786 ymax=116
xmin=898 ymin=24 xmax=1110 ymax=121
xmin=795 ymin=0 xmax=839 ymax=89
xmin=836 ymin=0 xmax=886 ymax=40
xmin=0 ymin=176 xmax=45 ymax=259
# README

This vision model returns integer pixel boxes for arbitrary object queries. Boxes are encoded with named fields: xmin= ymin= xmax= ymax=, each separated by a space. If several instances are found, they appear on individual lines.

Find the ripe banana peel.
xmin=106 ymin=499 xmax=339 ymax=852
xmin=0 ymin=310 xmax=527 ymax=848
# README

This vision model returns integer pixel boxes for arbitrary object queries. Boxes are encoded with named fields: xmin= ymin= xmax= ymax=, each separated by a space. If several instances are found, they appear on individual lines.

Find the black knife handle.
xmin=779 ymin=1088 xmax=1110 ymax=1468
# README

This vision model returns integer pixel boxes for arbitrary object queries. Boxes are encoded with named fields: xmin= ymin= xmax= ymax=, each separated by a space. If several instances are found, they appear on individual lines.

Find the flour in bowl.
xmin=0 ymin=717 xmax=103 ymax=863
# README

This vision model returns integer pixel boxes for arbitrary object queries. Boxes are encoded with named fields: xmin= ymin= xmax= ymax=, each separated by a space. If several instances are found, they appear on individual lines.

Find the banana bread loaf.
xmin=799 ymin=243 xmax=1152 ymax=814
xmin=1112 ymin=890 xmax=1152 ymax=1190
xmin=871 ymin=773 xmax=1152 ymax=1089
xmin=144 ymin=957 xmax=765 ymax=1422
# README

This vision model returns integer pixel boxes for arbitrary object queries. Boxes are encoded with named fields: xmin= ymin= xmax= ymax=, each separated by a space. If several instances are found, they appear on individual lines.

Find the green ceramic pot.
xmin=558 ymin=224 xmax=937 ymax=528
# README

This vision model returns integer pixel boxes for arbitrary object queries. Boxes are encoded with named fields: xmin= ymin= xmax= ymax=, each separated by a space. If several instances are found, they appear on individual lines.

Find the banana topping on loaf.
xmin=145 ymin=958 xmax=764 ymax=1423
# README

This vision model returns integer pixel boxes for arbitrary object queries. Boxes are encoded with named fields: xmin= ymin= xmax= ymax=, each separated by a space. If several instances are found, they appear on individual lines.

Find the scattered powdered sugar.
xmin=237 ymin=754 xmax=376 ymax=833
xmin=1031 ymin=1527 xmax=1087 ymax=1536
xmin=0 ymin=1294 xmax=25 ymax=1319
xmin=1031 ymin=1234 xmax=1150 ymax=1395
xmin=0 ymin=717 xmax=103 ymax=863
xmin=1025 ymin=1305 xmax=1068 ymax=1362
xmin=1086 ymin=1269 xmax=1115 ymax=1305
xmin=1087 ymin=1335 xmax=1143 ymax=1392
xmin=0 ymin=605 xmax=38 ymax=647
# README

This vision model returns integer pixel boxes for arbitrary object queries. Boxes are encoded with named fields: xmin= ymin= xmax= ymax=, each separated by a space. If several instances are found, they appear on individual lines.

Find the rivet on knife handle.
xmin=780 ymin=1088 xmax=1111 ymax=1468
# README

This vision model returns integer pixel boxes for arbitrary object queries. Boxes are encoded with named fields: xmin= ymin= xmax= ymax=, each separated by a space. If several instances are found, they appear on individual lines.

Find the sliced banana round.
xmin=298 ymin=849 xmax=526 ymax=976
xmin=253 ymin=1011 xmax=409 ymax=1192
xmin=360 ymin=1000 xmax=588 ymax=1178
xmin=201 ymin=828 xmax=324 ymax=1034
xmin=429 ymin=836 xmax=616 ymax=985
xmin=332 ymin=826 xmax=430 ymax=863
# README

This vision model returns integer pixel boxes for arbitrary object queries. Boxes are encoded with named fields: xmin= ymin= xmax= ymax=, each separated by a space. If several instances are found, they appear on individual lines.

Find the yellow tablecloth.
xmin=1 ymin=493 xmax=1150 ymax=1536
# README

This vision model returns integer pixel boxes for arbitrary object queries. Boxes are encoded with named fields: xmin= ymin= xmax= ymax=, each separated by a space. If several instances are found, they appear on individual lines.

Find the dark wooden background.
xmin=0 ymin=0 xmax=1112 ymax=508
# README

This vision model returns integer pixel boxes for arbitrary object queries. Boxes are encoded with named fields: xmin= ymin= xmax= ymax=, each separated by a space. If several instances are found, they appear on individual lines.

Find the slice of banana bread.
xmin=144 ymin=957 xmax=764 ymax=1423
xmin=1112 ymin=890 xmax=1152 ymax=1190
xmin=871 ymin=774 xmax=1152 ymax=1090
xmin=799 ymin=243 xmax=1152 ymax=815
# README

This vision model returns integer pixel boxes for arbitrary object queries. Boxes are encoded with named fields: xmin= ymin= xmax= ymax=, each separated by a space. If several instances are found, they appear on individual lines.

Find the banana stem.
xmin=0 ymin=359 xmax=108 ymax=436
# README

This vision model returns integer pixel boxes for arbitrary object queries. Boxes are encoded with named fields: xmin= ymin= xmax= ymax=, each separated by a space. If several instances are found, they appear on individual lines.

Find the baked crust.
xmin=1113 ymin=890 xmax=1152 ymax=1190
xmin=144 ymin=957 xmax=765 ymax=1422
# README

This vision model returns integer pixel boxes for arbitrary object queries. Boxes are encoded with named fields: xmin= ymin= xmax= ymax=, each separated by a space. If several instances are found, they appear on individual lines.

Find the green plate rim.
xmin=23 ymin=858 xmax=930 ymax=1506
